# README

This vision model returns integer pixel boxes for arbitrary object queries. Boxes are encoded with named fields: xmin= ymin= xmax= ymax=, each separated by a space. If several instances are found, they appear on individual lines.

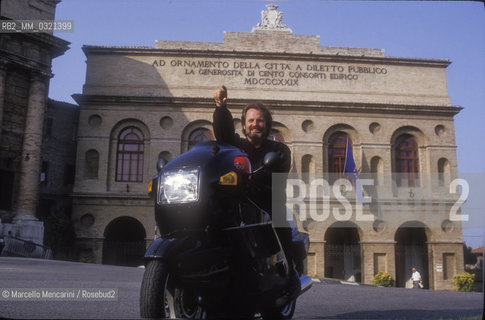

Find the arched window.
xmin=328 ymin=132 xmax=350 ymax=178
xmin=188 ymin=128 xmax=214 ymax=150
xmin=370 ymin=156 xmax=384 ymax=186
xmin=85 ymin=149 xmax=99 ymax=179
xmin=116 ymin=127 xmax=144 ymax=182
xmin=438 ymin=158 xmax=450 ymax=187
xmin=302 ymin=154 xmax=315 ymax=184
xmin=394 ymin=134 xmax=419 ymax=187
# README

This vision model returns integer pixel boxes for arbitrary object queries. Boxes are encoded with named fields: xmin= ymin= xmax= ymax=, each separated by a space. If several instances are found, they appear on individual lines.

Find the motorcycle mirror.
xmin=263 ymin=152 xmax=279 ymax=169
xmin=156 ymin=158 xmax=168 ymax=172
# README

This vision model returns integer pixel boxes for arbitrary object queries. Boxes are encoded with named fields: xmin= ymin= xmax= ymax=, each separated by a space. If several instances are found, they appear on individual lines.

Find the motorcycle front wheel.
xmin=140 ymin=260 xmax=207 ymax=319
xmin=261 ymin=299 xmax=296 ymax=320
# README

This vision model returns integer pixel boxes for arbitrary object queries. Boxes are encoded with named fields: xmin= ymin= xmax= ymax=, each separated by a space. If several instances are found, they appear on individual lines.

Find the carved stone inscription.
xmin=151 ymin=58 xmax=388 ymax=88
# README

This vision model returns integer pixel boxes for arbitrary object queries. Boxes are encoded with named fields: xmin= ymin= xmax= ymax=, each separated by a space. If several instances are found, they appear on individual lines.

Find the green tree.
xmin=463 ymin=244 xmax=475 ymax=265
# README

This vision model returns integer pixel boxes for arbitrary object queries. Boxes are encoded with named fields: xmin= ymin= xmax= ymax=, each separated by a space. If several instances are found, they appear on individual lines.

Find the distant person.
xmin=411 ymin=267 xmax=423 ymax=289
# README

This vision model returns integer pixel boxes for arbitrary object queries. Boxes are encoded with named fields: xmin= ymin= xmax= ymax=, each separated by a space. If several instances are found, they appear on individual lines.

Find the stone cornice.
xmin=31 ymin=70 xmax=53 ymax=82
xmin=298 ymin=198 xmax=461 ymax=205
xmin=360 ymin=241 xmax=397 ymax=244
xmin=81 ymin=45 xmax=451 ymax=68
xmin=0 ymin=34 xmax=69 ymax=73
xmin=71 ymin=192 xmax=152 ymax=206
xmin=72 ymin=94 xmax=462 ymax=117
xmin=23 ymin=32 xmax=70 ymax=58
xmin=427 ymin=241 xmax=465 ymax=245
xmin=72 ymin=192 xmax=150 ymax=200
xmin=0 ymin=48 xmax=51 ymax=74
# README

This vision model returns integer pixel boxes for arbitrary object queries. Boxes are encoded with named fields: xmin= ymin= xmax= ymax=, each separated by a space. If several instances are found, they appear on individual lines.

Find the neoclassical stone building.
xmin=72 ymin=5 xmax=463 ymax=290
xmin=0 ymin=0 xmax=69 ymax=244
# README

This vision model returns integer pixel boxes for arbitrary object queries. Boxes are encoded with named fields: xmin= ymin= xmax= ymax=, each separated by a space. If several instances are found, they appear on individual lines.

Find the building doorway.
xmin=103 ymin=216 xmax=146 ymax=266
xmin=395 ymin=222 xmax=429 ymax=288
xmin=324 ymin=223 xmax=361 ymax=282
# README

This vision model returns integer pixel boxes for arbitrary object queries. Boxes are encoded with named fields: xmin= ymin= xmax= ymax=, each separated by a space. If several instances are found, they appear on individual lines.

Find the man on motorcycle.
xmin=212 ymin=85 xmax=300 ymax=299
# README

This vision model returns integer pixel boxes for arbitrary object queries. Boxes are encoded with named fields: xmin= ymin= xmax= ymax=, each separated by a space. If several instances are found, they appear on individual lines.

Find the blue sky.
xmin=50 ymin=0 xmax=485 ymax=248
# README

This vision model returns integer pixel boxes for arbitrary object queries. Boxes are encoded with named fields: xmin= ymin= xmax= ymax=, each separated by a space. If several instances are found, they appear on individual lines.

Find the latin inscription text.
xmin=151 ymin=59 xmax=388 ymax=87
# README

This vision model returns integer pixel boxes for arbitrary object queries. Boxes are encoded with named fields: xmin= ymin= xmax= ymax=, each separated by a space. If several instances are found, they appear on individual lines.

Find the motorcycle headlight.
xmin=158 ymin=168 xmax=200 ymax=205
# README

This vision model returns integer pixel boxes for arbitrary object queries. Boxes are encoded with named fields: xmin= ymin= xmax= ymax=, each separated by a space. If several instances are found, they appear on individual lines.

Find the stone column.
xmin=13 ymin=71 xmax=50 ymax=244
xmin=0 ymin=61 xmax=7 ymax=144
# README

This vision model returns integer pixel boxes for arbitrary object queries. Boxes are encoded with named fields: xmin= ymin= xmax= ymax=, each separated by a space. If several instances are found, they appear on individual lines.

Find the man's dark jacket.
xmin=213 ymin=105 xmax=291 ymax=220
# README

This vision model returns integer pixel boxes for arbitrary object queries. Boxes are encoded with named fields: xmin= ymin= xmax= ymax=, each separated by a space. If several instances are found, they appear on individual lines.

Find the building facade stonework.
xmin=0 ymin=0 xmax=69 ymax=244
xmin=72 ymin=5 xmax=463 ymax=289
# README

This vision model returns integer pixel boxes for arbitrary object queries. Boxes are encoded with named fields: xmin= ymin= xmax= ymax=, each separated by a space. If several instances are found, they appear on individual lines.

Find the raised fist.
xmin=213 ymin=85 xmax=227 ymax=107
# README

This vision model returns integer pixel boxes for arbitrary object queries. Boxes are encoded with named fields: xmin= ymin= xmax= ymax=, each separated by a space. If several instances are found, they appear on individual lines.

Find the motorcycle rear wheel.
xmin=140 ymin=260 xmax=207 ymax=319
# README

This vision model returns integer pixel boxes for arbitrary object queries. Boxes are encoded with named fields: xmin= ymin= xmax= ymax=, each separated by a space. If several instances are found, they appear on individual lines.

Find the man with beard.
xmin=212 ymin=85 xmax=299 ymax=298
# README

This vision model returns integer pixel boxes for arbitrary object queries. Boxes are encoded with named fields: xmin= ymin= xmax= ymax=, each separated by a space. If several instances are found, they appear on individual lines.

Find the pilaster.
xmin=360 ymin=241 xmax=396 ymax=285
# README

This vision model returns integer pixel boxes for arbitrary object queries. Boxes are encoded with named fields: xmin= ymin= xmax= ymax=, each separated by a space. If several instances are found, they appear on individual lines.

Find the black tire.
xmin=140 ymin=260 xmax=207 ymax=319
xmin=140 ymin=260 xmax=170 ymax=318
xmin=261 ymin=299 xmax=296 ymax=320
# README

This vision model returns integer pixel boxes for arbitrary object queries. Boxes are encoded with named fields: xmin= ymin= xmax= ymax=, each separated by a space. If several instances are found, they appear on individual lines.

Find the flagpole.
xmin=343 ymin=136 xmax=349 ymax=174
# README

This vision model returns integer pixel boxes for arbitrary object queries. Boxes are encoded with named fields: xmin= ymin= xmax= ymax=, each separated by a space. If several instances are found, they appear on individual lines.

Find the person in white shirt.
xmin=412 ymin=267 xmax=423 ymax=289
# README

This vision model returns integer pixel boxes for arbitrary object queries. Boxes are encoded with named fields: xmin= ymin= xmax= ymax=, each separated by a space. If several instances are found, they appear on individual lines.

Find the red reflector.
xmin=234 ymin=156 xmax=251 ymax=173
